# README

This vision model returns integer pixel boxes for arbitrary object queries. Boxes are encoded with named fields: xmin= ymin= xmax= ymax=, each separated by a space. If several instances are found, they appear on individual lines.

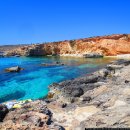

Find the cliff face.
xmin=5 ymin=34 xmax=130 ymax=56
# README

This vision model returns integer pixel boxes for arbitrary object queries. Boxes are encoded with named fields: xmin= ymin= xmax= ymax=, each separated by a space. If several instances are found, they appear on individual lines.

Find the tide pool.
xmin=0 ymin=56 xmax=115 ymax=103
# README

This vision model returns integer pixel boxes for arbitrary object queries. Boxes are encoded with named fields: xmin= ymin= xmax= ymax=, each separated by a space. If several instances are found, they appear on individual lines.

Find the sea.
xmin=0 ymin=56 xmax=115 ymax=103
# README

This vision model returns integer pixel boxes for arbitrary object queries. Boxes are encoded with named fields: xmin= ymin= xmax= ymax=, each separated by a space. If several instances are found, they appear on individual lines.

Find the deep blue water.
xmin=0 ymin=56 xmax=115 ymax=103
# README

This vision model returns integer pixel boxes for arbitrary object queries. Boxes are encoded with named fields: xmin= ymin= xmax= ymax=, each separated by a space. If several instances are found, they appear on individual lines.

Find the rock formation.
xmin=5 ymin=66 xmax=23 ymax=72
xmin=2 ymin=34 xmax=130 ymax=57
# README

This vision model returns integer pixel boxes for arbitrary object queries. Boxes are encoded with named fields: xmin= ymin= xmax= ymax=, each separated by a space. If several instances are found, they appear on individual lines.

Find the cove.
xmin=0 ymin=56 xmax=115 ymax=103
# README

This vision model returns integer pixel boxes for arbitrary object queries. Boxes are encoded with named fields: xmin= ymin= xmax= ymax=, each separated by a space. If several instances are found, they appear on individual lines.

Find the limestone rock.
xmin=103 ymin=96 xmax=118 ymax=108
xmin=3 ymin=34 xmax=130 ymax=56
xmin=83 ymin=53 xmax=103 ymax=58
xmin=5 ymin=66 xmax=23 ymax=72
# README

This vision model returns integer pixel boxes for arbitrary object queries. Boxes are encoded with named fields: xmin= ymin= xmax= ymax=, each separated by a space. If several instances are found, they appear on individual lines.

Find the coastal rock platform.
xmin=1 ymin=59 xmax=130 ymax=129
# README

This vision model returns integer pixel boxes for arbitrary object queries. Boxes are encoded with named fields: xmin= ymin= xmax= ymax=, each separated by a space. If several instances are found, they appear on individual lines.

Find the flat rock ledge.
xmin=1 ymin=59 xmax=130 ymax=129
xmin=5 ymin=66 xmax=23 ymax=72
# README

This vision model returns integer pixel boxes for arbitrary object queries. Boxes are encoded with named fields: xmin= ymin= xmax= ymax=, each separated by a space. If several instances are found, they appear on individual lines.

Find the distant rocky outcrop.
xmin=3 ymin=34 xmax=130 ymax=57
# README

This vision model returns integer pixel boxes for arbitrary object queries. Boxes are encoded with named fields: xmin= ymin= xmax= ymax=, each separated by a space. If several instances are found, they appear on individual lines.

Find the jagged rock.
xmin=5 ymin=66 xmax=23 ymax=72
xmin=0 ymin=104 xmax=8 ymax=122
xmin=80 ymin=85 xmax=107 ymax=103
xmin=71 ymin=88 xmax=84 ymax=97
xmin=1 ymin=59 xmax=130 ymax=129
xmin=0 ymin=100 xmax=55 ymax=129
xmin=62 ymin=87 xmax=84 ymax=98
xmin=113 ymin=59 xmax=130 ymax=66
xmin=49 ymin=70 xmax=108 ymax=101
xmin=98 ymin=68 xmax=110 ymax=77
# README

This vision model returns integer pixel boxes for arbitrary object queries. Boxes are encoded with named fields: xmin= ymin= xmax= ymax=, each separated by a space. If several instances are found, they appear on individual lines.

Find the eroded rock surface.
xmin=48 ymin=59 xmax=130 ymax=129
xmin=3 ymin=34 xmax=130 ymax=57
xmin=1 ymin=59 xmax=130 ymax=129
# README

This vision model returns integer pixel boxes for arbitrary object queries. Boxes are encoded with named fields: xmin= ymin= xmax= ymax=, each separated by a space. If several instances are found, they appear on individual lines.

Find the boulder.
xmin=98 ymin=68 xmax=110 ymax=77
xmin=5 ymin=66 xmax=23 ymax=72
xmin=41 ymin=62 xmax=64 ymax=67
xmin=72 ymin=88 xmax=84 ymax=97
xmin=0 ymin=104 xmax=8 ymax=122
xmin=67 ymin=74 xmax=99 ymax=86
xmin=83 ymin=53 xmax=103 ymax=58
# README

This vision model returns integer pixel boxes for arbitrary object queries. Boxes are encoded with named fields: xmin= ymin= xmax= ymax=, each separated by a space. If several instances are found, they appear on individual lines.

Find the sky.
xmin=0 ymin=0 xmax=130 ymax=45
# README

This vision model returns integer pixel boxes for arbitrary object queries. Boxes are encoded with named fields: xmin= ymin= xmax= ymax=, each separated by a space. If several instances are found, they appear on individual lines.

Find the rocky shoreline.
xmin=1 ymin=59 xmax=130 ymax=129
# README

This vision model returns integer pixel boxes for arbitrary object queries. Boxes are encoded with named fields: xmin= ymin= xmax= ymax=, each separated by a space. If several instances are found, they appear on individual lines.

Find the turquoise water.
xmin=0 ymin=56 xmax=115 ymax=103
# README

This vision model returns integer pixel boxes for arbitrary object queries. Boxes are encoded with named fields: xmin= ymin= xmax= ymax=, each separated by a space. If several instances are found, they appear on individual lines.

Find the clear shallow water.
xmin=0 ymin=56 xmax=115 ymax=103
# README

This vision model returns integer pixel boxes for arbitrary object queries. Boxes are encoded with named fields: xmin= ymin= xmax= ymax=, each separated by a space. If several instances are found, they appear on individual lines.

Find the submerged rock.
xmin=5 ymin=66 xmax=23 ymax=72
xmin=41 ymin=62 xmax=64 ymax=67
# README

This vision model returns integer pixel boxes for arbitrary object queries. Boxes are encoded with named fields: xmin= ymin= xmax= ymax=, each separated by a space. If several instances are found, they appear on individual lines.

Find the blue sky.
xmin=0 ymin=0 xmax=130 ymax=45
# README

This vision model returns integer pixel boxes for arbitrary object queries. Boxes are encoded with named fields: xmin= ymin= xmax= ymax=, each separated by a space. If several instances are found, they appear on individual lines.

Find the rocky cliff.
xmin=4 ymin=34 xmax=130 ymax=56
